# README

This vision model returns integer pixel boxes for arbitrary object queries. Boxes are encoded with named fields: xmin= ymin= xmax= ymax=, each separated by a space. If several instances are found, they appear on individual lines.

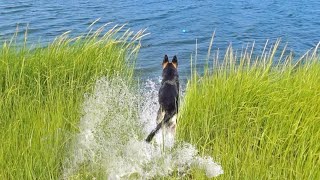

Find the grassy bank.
xmin=2 ymin=24 xmax=319 ymax=179
xmin=0 ymin=24 xmax=143 ymax=179
xmin=178 ymin=41 xmax=320 ymax=179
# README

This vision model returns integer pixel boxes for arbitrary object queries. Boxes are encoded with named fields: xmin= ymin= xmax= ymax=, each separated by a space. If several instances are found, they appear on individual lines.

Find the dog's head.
xmin=162 ymin=55 xmax=178 ymax=80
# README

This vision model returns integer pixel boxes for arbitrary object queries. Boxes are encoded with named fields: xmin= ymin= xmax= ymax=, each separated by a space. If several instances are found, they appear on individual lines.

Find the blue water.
xmin=1 ymin=0 xmax=319 ymax=79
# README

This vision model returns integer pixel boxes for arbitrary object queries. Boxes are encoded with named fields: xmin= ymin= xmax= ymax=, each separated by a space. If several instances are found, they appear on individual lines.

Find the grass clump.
xmin=178 ymin=41 xmax=320 ymax=179
xmin=0 ymin=23 xmax=144 ymax=179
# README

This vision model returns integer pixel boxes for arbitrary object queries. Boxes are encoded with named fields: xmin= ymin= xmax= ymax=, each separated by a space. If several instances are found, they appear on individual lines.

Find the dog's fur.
xmin=146 ymin=55 xmax=179 ymax=142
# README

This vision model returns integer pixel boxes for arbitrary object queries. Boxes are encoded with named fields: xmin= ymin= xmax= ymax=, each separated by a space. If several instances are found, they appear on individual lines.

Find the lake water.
xmin=1 ymin=0 xmax=319 ymax=79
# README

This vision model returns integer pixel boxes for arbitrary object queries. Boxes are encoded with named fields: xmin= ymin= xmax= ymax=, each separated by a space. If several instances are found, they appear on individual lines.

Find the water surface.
xmin=1 ymin=0 xmax=319 ymax=79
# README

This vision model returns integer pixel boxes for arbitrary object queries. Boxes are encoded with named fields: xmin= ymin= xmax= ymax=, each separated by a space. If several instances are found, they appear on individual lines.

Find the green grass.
xmin=0 ymin=24 xmax=144 ymax=179
xmin=2 ymin=23 xmax=320 ymax=180
xmin=178 ymin=41 xmax=320 ymax=179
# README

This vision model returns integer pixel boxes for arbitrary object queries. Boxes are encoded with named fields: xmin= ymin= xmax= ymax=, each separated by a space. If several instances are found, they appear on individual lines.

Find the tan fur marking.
xmin=162 ymin=62 xmax=168 ymax=69
xmin=172 ymin=62 xmax=177 ymax=69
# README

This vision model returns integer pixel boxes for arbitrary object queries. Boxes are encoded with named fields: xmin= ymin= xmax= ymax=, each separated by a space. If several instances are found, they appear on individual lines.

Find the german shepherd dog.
xmin=146 ymin=55 xmax=179 ymax=143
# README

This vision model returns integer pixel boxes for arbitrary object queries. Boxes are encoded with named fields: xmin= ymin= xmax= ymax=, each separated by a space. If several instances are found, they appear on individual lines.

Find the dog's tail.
xmin=145 ymin=112 xmax=175 ymax=143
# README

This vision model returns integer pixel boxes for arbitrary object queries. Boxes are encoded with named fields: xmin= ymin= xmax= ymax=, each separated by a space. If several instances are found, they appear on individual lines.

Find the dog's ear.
xmin=172 ymin=55 xmax=178 ymax=68
xmin=162 ymin=54 xmax=169 ymax=68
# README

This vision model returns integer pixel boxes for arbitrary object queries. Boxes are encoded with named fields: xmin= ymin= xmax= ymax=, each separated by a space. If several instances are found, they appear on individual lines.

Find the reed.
xmin=178 ymin=40 xmax=320 ymax=179
xmin=0 ymin=24 xmax=144 ymax=179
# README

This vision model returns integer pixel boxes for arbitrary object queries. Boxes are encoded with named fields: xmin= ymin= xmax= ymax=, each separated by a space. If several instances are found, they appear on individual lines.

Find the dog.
xmin=146 ymin=55 xmax=179 ymax=143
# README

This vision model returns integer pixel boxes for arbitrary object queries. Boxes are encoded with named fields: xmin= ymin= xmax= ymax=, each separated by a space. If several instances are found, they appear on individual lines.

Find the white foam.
xmin=63 ymin=77 xmax=223 ymax=179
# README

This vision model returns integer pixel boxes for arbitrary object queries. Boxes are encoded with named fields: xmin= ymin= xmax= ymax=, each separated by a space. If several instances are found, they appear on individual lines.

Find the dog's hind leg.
xmin=156 ymin=107 xmax=165 ymax=124
xmin=145 ymin=111 xmax=175 ymax=143
xmin=145 ymin=107 xmax=165 ymax=143
xmin=167 ymin=114 xmax=177 ymax=136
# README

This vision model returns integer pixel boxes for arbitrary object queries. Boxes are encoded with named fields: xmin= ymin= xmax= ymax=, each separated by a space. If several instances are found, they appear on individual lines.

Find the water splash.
xmin=63 ymin=77 xmax=223 ymax=179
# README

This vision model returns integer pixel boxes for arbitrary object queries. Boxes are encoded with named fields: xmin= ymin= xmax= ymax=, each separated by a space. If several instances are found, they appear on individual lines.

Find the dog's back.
xmin=159 ymin=55 xmax=179 ymax=117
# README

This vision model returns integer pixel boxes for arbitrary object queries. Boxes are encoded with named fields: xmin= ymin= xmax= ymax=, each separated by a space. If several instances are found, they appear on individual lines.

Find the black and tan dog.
xmin=146 ymin=55 xmax=179 ymax=143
